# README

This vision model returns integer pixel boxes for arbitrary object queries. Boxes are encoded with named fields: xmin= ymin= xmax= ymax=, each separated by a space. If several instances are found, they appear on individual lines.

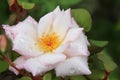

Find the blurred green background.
xmin=0 ymin=0 xmax=120 ymax=80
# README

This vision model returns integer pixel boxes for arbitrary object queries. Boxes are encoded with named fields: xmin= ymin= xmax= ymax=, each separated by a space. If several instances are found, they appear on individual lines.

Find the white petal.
xmin=37 ymin=53 xmax=66 ymax=66
xmin=38 ymin=12 xmax=54 ymax=37
xmin=54 ymin=43 xmax=69 ymax=53
xmin=53 ymin=6 xmax=61 ymax=15
xmin=71 ymin=18 xmax=80 ymax=28
xmin=24 ymin=53 xmax=66 ymax=76
xmin=9 ymin=56 xmax=27 ymax=75
xmin=3 ymin=20 xmax=37 ymax=41
xmin=65 ymin=32 xmax=90 ymax=56
xmin=3 ymin=25 xmax=15 ymax=40
xmin=23 ymin=16 xmax=38 ymax=26
xmin=53 ymin=8 xmax=72 ymax=40
xmin=63 ymin=28 xmax=83 ymax=43
xmin=24 ymin=58 xmax=50 ymax=76
xmin=55 ymin=56 xmax=91 ymax=77
xmin=13 ymin=33 xmax=43 ymax=57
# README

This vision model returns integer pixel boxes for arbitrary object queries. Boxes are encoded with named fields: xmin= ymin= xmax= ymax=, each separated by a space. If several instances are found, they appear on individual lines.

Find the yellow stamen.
xmin=37 ymin=32 xmax=61 ymax=53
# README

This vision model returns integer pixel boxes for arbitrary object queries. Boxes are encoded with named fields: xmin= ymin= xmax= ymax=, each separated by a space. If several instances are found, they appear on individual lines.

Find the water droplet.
xmin=29 ymin=47 xmax=33 ymax=53
xmin=69 ymin=68 xmax=75 ymax=74
xmin=20 ymin=39 xmax=24 ymax=42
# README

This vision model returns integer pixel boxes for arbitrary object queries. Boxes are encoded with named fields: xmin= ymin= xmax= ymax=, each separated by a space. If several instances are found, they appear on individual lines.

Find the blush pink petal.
xmin=54 ymin=42 xmax=69 ymax=53
xmin=3 ymin=25 xmax=16 ymax=40
xmin=3 ymin=16 xmax=37 ymax=40
xmin=53 ymin=6 xmax=61 ymax=15
xmin=9 ymin=56 xmax=27 ymax=75
xmin=24 ymin=53 xmax=66 ymax=76
xmin=71 ymin=18 xmax=80 ymax=28
xmin=23 ymin=16 xmax=38 ymax=26
xmin=55 ymin=56 xmax=91 ymax=77
xmin=65 ymin=32 xmax=90 ymax=56
xmin=3 ymin=17 xmax=42 ymax=57
xmin=54 ymin=28 xmax=83 ymax=53
xmin=53 ymin=8 xmax=72 ymax=40
xmin=38 ymin=12 xmax=54 ymax=37
xmin=63 ymin=28 xmax=83 ymax=43
xmin=13 ymin=33 xmax=43 ymax=57
xmin=24 ymin=58 xmax=51 ymax=76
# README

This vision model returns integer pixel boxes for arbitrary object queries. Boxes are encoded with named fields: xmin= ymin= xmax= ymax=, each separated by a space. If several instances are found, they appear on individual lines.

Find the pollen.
xmin=38 ymin=32 xmax=61 ymax=53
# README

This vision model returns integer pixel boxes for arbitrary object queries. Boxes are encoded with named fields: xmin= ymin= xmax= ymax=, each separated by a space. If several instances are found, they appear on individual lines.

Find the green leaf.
xmin=115 ymin=20 xmax=120 ymax=31
xmin=109 ymin=67 xmax=120 ymax=80
xmin=17 ymin=0 xmax=35 ymax=10
xmin=89 ymin=40 xmax=108 ymax=54
xmin=97 ymin=50 xmax=117 ymax=71
xmin=90 ymin=40 xmax=108 ymax=47
xmin=89 ymin=55 xmax=105 ymax=70
xmin=53 ymin=76 xmax=61 ymax=80
xmin=0 ymin=55 xmax=2 ymax=59
xmin=18 ymin=77 xmax=32 ymax=80
xmin=70 ymin=75 xmax=86 ymax=80
xmin=71 ymin=9 xmax=92 ymax=32
xmin=43 ymin=72 xmax=52 ymax=80
xmin=59 ymin=0 xmax=82 ymax=8
xmin=87 ymin=69 xmax=106 ymax=80
xmin=8 ymin=13 xmax=17 ymax=25
xmin=0 ymin=61 xmax=8 ymax=73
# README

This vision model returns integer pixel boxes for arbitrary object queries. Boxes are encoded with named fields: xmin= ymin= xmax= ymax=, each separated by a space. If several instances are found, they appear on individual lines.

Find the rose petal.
xmin=71 ymin=18 xmax=80 ymax=28
xmin=13 ymin=33 xmax=43 ymax=57
xmin=38 ymin=12 xmax=54 ymax=37
xmin=63 ymin=28 xmax=83 ymax=43
xmin=3 ymin=16 xmax=37 ymax=40
xmin=24 ymin=58 xmax=50 ymax=76
xmin=9 ymin=56 xmax=27 ymax=75
xmin=54 ymin=42 xmax=69 ymax=53
xmin=65 ymin=32 xmax=90 ymax=56
xmin=55 ymin=56 xmax=91 ymax=77
xmin=53 ymin=6 xmax=61 ymax=15
xmin=23 ymin=16 xmax=38 ymax=26
xmin=53 ymin=8 xmax=72 ymax=40
xmin=24 ymin=53 xmax=66 ymax=76
xmin=37 ymin=53 xmax=66 ymax=66
xmin=3 ymin=25 xmax=16 ymax=40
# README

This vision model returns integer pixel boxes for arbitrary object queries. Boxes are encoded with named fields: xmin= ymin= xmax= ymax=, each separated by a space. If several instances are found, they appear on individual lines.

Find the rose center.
xmin=38 ymin=32 xmax=61 ymax=53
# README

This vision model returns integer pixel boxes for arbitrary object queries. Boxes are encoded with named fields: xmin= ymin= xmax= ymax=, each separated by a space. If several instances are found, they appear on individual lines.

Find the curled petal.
xmin=24 ymin=53 xmax=66 ymax=76
xmin=3 ymin=16 xmax=37 ymax=40
xmin=65 ymin=32 xmax=90 ymax=56
xmin=63 ymin=28 xmax=83 ymax=43
xmin=54 ymin=42 xmax=69 ymax=53
xmin=55 ymin=56 xmax=91 ymax=77
xmin=9 ymin=56 xmax=27 ymax=75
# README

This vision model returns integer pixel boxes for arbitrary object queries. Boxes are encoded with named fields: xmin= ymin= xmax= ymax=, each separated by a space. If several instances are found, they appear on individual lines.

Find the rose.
xmin=3 ymin=6 xmax=91 ymax=77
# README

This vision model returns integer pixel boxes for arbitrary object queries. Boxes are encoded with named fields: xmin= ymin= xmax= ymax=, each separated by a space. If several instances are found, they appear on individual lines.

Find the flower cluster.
xmin=3 ymin=6 xmax=91 ymax=77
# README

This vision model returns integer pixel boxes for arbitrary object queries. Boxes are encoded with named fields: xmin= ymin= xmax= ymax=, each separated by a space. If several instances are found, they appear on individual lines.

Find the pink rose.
xmin=3 ymin=6 xmax=91 ymax=77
